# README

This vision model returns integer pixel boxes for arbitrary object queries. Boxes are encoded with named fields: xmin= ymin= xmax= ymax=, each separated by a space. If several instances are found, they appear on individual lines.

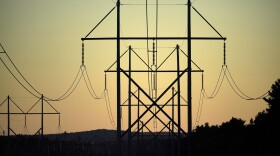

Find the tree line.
xmin=1 ymin=79 xmax=279 ymax=156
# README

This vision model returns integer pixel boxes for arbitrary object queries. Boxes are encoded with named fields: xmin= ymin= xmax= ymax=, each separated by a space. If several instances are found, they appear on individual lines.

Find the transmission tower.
xmin=0 ymin=95 xmax=60 ymax=139
xmin=82 ymin=0 xmax=226 ymax=155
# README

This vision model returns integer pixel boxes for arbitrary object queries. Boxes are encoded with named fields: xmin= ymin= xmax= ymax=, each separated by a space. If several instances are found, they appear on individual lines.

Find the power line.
xmin=155 ymin=0 xmax=159 ymax=55
xmin=0 ymin=43 xmax=93 ymax=102
xmin=202 ymin=65 xmax=226 ymax=99
xmin=202 ymin=65 xmax=270 ymax=101
xmin=0 ymin=44 xmax=41 ymax=98
xmin=0 ymin=56 xmax=40 ymax=98
xmin=0 ymin=44 xmax=110 ymax=105
xmin=146 ymin=0 xmax=151 ymax=96
xmin=1 ymin=43 xmax=85 ymax=101
xmin=45 ymin=66 xmax=84 ymax=101
xmin=82 ymin=66 xmax=104 ymax=99
xmin=224 ymin=66 xmax=270 ymax=100
xmin=104 ymin=89 xmax=116 ymax=129
xmin=45 ymin=100 xmax=60 ymax=113
xmin=193 ymin=89 xmax=204 ymax=128
xmin=4 ymin=50 xmax=42 ymax=96
xmin=121 ymin=3 xmax=187 ymax=6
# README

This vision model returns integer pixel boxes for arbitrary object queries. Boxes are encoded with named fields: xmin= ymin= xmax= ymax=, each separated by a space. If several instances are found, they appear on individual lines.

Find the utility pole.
xmin=41 ymin=94 xmax=44 ymax=139
xmin=177 ymin=45 xmax=181 ymax=156
xmin=7 ymin=95 xmax=10 ymax=137
xmin=187 ymin=0 xmax=192 ymax=156
xmin=116 ymin=0 xmax=121 ymax=156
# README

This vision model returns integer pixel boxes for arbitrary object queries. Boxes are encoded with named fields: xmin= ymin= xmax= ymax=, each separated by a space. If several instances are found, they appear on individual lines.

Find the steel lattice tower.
xmin=81 ymin=0 xmax=226 ymax=155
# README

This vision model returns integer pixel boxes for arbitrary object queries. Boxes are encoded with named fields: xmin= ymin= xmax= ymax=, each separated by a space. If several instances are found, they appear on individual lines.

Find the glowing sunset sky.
xmin=0 ymin=0 xmax=279 ymax=134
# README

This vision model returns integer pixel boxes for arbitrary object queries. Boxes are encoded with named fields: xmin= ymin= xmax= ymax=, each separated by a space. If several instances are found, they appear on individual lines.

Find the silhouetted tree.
xmin=253 ymin=79 xmax=280 ymax=126
xmin=187 ymin=79 xmax=280 ymax=156
xmin=248 ymin=78 xmax=280 ymax=155
xmin=220 ymin=117 xmax=245 ymax=131
xmin=264 ymin=78 xmax=280 ymax=116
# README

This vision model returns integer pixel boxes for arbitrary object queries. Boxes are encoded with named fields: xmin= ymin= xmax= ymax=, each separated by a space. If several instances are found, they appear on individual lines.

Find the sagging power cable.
xmin=82 ymin=65 xmax=105 ymax=99
xmin=0 ymin=44 xmax=41 ymax=98
xmin=0 ymin=56 xmax=40 ymax=98
xmin=146 ymin=0 xmax=151 ymax=96
xmin=104 ymin=89 xmax=116 ymax=129
xmin=202 ymin=65 xmax=226 ymax=99
xmin=202 ymin=41 xmax=270 ymax=100
xmin=224 ymin=66 xmax=270 ymax=100
xmin=1 ymin=43 xmax=104 ymax=101
xmin=1 ymin=43 xmax=82 ymax=101
xmin=193 ymin=88 xmax=204 ymax=129
xmin=45 ymin=66 xmax=84 ymax=101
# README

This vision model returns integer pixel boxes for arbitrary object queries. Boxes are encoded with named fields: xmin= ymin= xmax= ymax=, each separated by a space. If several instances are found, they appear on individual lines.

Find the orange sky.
xmin=0 ymin=0 xmax=280 ymax=134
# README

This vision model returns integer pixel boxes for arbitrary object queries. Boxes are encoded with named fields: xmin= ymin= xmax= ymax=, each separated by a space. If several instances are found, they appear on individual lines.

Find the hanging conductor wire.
xmin=58 ymin=114 xmax=61 ymax=127
xmin=47 ymin=42 xmax=104 ymax=101
xmin=0 ymin=44 xmax=41 ymax=98
xmin=0 ymin=43 xmax=91 ymax=102
xmin=154 ymin=0 xmax=159 ymax=131
xmin=154 ymin=3 xmax=159 ymax=129
xmin=193 ymin=88 xmax=204 ymax=128
xmin=202 ymin=65 xmax=226 ymax=99
xmin=202 ymin=41 xmax=270 ymax=101
xmin=104 ymin=67 xmax=116 ymax=129
xmin=202 ymin=72 xmax=204 ymax=90
xmin=104 ymin=89 xmax=116 ymax=129
xmin=224 ymin=66 xmax=270 ymax=100
xmin=146 ymin=0 xmax=151 ymax=96
xmin=82 ymin=65 xmax=105 ymax=99
xmin=155 ymin=0 xmax=159 ymax=55
xmin=45 ymin=66 xmax=84 ymax=101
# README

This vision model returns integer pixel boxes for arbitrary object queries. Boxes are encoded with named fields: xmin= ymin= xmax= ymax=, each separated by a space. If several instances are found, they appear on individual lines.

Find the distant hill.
xmin=44 ymin=129 xmax=172 ymax=143
xmin=45 ymin=129 xmax=117 ymax=142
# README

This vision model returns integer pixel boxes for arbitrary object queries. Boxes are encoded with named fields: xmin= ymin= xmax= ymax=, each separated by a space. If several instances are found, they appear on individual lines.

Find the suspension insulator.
xmin=58 ymin=115 xmax=61 ymax=127
xmin=151 ymin=65 xmax=157 ymax=99
xmin=152 ymin=42 xmax=156 ymax=65
xmin=24 ymin=115 xmax=27 ymax=127
xmin=223 ymin=42 xmax=226 ymax=65
xmin=105 ymin=73 xmax=107 ymax=90
xmin=202 ymin=72 xmax=204 ymax=90
xmin=82 ymin=42 xmax=84 ymax=65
